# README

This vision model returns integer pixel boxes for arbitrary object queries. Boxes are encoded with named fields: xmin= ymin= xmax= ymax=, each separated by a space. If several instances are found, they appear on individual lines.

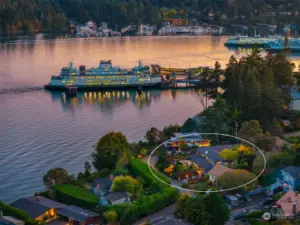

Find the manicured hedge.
xmin=0 ymin=201 xmax=36 ymax=225
xmin=247 ymin=219 xmax=266 ymax=225
xmin=103 ymin=187 xmax=179 ymax=225
xmin=128 ymin=157 xmax=170 ymax=190
xmin=100 ymin=158 xmax=179 ymax=225
xmin=52 ymin=184 xmax=98 ymax=208
xmin=247 ymin=211 xmax=264 ymax=219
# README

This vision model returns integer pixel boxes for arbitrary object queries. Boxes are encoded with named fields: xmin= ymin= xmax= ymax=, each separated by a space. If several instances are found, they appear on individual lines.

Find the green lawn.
xmin=53 ymin=184 xmax=98 ymax=204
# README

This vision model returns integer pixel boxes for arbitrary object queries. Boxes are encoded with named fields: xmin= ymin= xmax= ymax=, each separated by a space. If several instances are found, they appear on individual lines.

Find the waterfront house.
xmin=93 ymin=177 xmax=113 ymax=195
xmin=10 ymin=196 xmax=101 ymax=225
xmin=269 ymin=166 xmax=300 ymax=194
xmin=207 ymin=164 xmax=233 ymax=183
xmin=103 ymin=192 xmax=130 ymax=205
xmin=55 ymin=205 xmax=101 ymax=225
xmin=0 ymin=212 xmax=24 ymax=225
xmin=10 ymin=196 xmax=65 ymax=221
xmin=272 ymin=190 xmax=300 ymax=217
xmin=164 ymin=133 xmax=210 ymax=148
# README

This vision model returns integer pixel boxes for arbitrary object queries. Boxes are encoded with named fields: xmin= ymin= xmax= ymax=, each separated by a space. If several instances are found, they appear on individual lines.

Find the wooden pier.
xmin=66 ymin=86 xmax=78 ymax=97
xmin=160 ymin=80 xmax=200 ymax=89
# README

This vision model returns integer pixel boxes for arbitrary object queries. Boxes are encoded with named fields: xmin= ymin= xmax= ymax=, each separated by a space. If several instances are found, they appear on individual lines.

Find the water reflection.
xmin=47 ymin=89 xmax=194 ymax=112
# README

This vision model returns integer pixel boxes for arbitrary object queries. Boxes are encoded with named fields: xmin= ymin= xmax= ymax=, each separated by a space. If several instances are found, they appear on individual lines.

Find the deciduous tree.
xmin=43 ymin=168 xmax=69 ymax=188
xmin=92 ymin=132 xmax=130 ymax=170
xmin=145 ymin=127 xmax=165 ymax=145
xmin=163 ymin=124 xmax=181 ymax=139
xmin=219 ymin=148 xmax=240 ymax=161
xmin=112 ymin=175 xmax=142 ymax=197
xmin=218 ymin=169 xmax=258 ymax=192
xmin=104 ymin=210 xmax=118 ymax=225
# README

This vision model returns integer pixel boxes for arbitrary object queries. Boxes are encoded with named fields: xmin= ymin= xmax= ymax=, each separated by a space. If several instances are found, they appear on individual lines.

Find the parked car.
xmin=235 ymin=194 xmax=243 ymax=199
xmin=244 ymin=196 xmax=252 ymax=202
xmin=260 ymin=197 xmax=274 ymax=206
xmin=233 ymin=214 xmax=246 ymax=220
xmin=262 ymin=205 xmax=272 ymax=210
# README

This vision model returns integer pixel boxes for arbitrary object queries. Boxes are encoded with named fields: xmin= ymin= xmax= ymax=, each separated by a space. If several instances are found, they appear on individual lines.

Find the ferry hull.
xmin=265 ymin=48 xmax=300 ymax=53
xmin=224 ymin=43 xmax=269 ymax=48
xmin=44 ymin=83 xmax=162 ymax=91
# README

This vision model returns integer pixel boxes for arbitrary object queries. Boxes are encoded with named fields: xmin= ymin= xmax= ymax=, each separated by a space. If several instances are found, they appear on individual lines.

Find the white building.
xmin=207 ymin=163 xmax=233 ymax=183
xmin=104 ymin=192 xmax=130 ymax=205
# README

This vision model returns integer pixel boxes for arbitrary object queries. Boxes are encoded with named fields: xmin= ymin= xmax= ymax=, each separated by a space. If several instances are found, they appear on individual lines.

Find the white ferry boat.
xmin=224 ymin=35 xmax=281 ymax=47
xmin=266 ymin=38 xmax=300 ymax=52
xmin=44 ymin=60 xmax=162 ymax=90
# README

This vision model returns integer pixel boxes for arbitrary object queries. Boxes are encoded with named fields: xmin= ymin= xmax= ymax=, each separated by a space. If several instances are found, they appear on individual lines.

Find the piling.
xmin=66 ymin=86 xmax=78 ymax=97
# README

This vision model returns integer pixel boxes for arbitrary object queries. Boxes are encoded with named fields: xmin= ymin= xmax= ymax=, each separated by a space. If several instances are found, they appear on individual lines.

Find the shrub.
xmin=112 ymin=168 xmax=129 ymax=176
xmin=98 ymin=168 xmax=111 ymax=177
xmin=128 ymin=158 xmax=170 ymax=190
xmin=247 ymin=219 xmax=266 ymax=225
xmin=247 ymin=211 xmax=264 ymax=219
xmin=34 ymin=190 xmax=50 ymax=198
xmin=52 ymin=184 xmax=98 ymax=208
xmin=181 ymin=183 xmax=189 ymax=188
xmin=274 ymin=192 xmax=285 ymax=201
xmin=285 ymin=136 xmax=300 ymax=144
xmin=204 ymin=174 xmax=209 ymax=181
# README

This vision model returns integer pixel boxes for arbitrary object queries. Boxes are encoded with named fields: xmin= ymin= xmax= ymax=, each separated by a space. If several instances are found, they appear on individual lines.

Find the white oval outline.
xmin=147 ymin=132 xmax=267 ymax=193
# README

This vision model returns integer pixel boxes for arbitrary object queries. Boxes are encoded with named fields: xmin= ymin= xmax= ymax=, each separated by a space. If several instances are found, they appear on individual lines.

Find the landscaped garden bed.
xmin=284 ymin=135 xmax=300 ymax=144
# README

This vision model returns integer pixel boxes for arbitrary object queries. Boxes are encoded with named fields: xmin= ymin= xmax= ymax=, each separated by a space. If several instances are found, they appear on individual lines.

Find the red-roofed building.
xmin=207 ymin=164 xmax=233 ymax=183
xmin=274 ymin=190 xmax=300 ymax=217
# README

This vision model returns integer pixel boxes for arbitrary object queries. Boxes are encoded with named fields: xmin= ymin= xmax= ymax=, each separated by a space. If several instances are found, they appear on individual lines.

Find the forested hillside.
xmin=1 ymin=0 xmax=300 ymax=35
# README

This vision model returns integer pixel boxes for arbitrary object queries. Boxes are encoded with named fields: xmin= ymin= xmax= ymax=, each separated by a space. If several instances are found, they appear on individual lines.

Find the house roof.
xmin=56 ymin=205 xmax=99 ymax=222
xmin=0 ymin=218 xmax=15 ymax=225
xmin=276 ymin=190 xmax=300 ymax=216
xmin=94 ymin=178 xmax=112 ymax=194
xmin=208 ymin=164 xmax=233 ymax=177
xmin=171 ymin=132 xmax=203 ymax=140
xmin=10 ymin=196 xmax=66 ymax=219
xmin=224 ymin=195 xmax=238 ymax=201
xmin=104 ymin=192 xmax=127 ymax=203
xmin=281 ymin=166 xmax=300 ymax=179
xmin=2 ymin=216 xmax=24 ymax=225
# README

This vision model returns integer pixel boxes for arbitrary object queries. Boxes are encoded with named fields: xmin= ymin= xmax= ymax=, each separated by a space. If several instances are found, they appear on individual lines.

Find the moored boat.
xmin=265 ymin=38 xmax=300 ymax=52
xmin=224 ymin=35 xmax=281 ymax=48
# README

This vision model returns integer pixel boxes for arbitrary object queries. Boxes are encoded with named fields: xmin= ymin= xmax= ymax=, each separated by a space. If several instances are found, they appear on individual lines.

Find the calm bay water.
xmin=1 ymin=35 xmax=300 ymax=203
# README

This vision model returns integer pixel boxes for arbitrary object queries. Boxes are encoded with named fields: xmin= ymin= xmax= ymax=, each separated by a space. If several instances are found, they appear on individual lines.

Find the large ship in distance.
xmin=224 ymin=35 xmax=281 ymax=48
xmin=44 ymin=60 xmax=162 ymax=90
xmin=265 ymin=38 xmax=300 ymax=52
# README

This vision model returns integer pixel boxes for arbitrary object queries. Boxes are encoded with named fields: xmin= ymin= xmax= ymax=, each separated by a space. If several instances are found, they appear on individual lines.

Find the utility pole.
xmin=235 ymin=121 xmax=238 ymax=137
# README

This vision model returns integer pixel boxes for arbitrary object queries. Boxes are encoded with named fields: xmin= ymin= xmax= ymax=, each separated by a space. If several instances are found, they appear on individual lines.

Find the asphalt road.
xmin=133 ymin=204 xmax=193 ymax=225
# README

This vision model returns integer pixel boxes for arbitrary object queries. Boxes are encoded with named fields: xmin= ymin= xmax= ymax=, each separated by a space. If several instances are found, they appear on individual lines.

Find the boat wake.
xmin=0 ymin=86 xmax=44 ymax=95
